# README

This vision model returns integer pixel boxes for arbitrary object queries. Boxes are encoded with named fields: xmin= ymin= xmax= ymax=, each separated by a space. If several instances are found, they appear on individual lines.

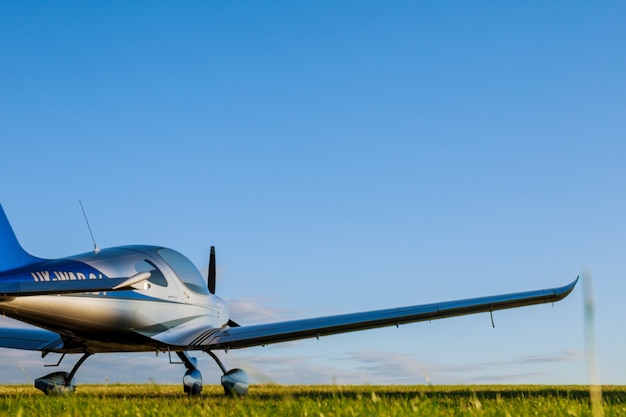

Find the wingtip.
xmin=554 ymin=276 xmax=579 ymax=300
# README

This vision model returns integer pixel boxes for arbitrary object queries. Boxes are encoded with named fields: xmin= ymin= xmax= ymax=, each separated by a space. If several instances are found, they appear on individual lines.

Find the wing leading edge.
xmin=164 ymin=277 xmax=578 ymax=350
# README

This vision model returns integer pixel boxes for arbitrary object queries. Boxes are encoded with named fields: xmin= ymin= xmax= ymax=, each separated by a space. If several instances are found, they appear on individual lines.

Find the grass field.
xmin=0 ymin=384 xmax=624 ymax=416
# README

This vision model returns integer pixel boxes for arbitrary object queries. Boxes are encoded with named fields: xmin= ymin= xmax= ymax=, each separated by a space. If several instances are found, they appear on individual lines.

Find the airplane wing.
xmin=0 ymin=327 xmax=64 ymax=352
xmin=159 ymin=277 xmax=578 ymax=350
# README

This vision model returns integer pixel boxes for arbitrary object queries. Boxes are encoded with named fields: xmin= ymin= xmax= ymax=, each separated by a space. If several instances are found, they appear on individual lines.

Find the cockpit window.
xmin=134 ymin=260 xmax=168 ymax=287
xmin=157 ymin=248 xmax=209 ymax=295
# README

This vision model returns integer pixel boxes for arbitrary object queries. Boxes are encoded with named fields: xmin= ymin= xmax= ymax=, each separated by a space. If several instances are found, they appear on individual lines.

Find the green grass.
xmin=0 ymin=384 xmax=625 ymax=416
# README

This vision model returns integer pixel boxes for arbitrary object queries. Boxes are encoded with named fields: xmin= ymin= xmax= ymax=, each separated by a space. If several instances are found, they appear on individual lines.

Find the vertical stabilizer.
xmin=0 ymin=205 xmax=42 ymax=272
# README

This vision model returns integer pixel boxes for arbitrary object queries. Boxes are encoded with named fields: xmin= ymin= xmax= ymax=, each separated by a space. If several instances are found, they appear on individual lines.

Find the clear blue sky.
xmin=1 ymin=1 xmax=625 ymax=386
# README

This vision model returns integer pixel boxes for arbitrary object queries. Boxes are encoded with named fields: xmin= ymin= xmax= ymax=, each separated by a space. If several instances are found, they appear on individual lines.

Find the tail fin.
xmin=0 ymin=204 xmax=42 ymax=272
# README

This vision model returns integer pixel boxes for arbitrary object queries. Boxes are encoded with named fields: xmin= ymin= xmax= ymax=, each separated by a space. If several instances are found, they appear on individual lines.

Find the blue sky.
xmin=0 ymin=1 xmax=625 ymax=386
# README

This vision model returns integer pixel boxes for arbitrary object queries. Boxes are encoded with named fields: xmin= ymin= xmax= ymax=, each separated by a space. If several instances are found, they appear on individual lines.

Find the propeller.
xmin=208 ymin=246 xmax=216 ymax=295
xmin=207 ymin=246 xmax=240 ymax=328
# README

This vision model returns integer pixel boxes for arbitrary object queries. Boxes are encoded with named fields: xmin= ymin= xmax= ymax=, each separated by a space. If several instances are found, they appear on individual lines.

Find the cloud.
xmin=424 ymin=350 xmax=583 ymax=384
xmin=455 ymin=350 xmax=583 ymax=371
xmin=283 ymin=349 xmax=585 ymax=385
xmin=1 ymin=349 xmax=44 ymax=384
xmin=231 ymin=354 xmax=337 ymax=385
xmin=466 ymin=372 xmax=544 ymax=383
xmin=515 ymin=350 xmax=583 ymax=365
xmin=226 ymin=297 xmax=305 ymax=324
xmin=341 ymin=351 xmax=428 ymax=384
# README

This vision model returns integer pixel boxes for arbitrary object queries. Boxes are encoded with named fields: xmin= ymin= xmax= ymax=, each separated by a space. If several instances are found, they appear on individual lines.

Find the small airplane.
xmin=0 ymin=204 xmax=577 ymax=396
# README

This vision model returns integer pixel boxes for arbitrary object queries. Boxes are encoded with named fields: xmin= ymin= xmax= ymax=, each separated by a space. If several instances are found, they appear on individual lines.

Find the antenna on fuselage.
xmin=79 ymin=200 xmax=100 ymax=254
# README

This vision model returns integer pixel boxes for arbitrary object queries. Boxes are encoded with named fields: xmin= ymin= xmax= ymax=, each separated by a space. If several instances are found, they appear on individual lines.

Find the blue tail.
xmin=0 ymin=204 xmax=43 ymax=272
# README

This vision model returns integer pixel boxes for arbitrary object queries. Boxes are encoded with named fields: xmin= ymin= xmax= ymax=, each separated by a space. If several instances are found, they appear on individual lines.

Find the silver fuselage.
xmin=0 ymin=245 xmax=228 ymax=353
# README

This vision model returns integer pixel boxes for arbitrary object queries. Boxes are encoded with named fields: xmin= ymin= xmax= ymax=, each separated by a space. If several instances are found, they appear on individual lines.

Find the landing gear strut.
xmin=35 ymin=352 xmax=93 ymax=395
xmin=206 ymin=351 xmax=249 ymax=397
xmin=176 ymin=351 xmax=203 ymax=395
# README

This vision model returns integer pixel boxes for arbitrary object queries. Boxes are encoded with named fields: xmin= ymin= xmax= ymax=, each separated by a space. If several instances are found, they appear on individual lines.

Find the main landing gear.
xmin=33 ymin=351 xmax=248 ymax=396
xmin=35 ymin=352 xmax=92 ymax=395
xmin=177 ymin=351 xmax=249 ymax=396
